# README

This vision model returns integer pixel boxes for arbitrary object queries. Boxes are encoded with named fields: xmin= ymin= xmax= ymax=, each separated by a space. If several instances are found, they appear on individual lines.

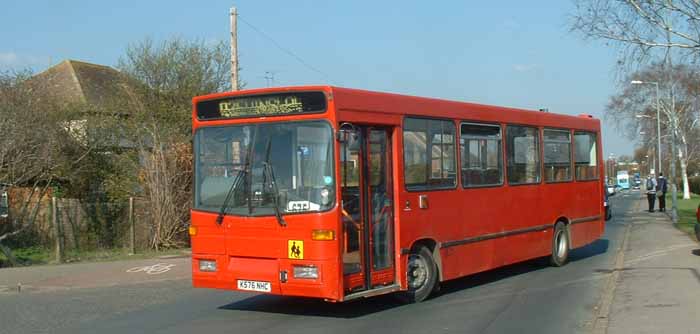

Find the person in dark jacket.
xmin=657 ymin=173 xmax=668 ymax=212
xmin=646 ymin=174 xmax=657 ymax=212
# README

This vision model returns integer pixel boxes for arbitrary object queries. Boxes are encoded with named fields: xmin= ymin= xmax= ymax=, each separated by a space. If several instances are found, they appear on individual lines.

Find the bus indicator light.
xmin=188 ymin=226 xmax=197 ymax=236
xmin=312 ymin=229 xmax=335 ymax=241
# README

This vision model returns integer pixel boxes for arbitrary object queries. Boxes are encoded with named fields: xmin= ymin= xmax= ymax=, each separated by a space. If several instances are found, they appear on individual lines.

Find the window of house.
xmin=506 ymin=125 xmax=541 ymax=185
xmin=460 ymin=123 xmax=503 ymax=187
xmin=544 ymin=129 xmax=572 ymax=182
xmin=574 ymin=131 xmax=598 ymax=180
xmin=403 ymin=117 xmax=456 ymax=190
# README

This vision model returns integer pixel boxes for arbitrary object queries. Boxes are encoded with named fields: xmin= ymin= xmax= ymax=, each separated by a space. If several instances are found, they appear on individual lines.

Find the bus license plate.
xmin=237 ymin=279 xmax=271 ymax=293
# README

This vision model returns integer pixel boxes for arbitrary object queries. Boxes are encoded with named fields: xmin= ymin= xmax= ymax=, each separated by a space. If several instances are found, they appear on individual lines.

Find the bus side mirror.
xmin=336 ymin=129 xmax=360 ymax=150
xmin=336 ymin=129 xmax=351 ymax=143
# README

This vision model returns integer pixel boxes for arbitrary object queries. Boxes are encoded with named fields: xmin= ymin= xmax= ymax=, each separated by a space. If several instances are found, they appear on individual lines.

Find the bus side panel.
xmin=440 ymin=241 xmax=496 ymax=281
xmin=572 ymin=180 xmax=602 ymax=248
xmin=398 ymin=190 xmax=458 ymax=261
xmin=456 ymin=187 xmax=506 ymax=277
xmin=540 ymin=182 xmax=579 ymax=250
xmin=399 ymin=185 xmax=506 ymax=282
xmin=496 ymin=185 xmax=544 ymax=266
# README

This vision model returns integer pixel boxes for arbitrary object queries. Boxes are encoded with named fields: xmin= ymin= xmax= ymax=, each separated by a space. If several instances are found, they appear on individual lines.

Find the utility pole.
xmin=230 ymin=7 xmax=239 ymax=91
xmin=264 ymin=71 xmax=276 ymax=87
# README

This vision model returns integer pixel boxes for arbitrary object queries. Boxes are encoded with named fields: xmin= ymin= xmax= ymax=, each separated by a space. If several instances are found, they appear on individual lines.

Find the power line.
xmin=238 ymin=15 xmax=334 ymax=84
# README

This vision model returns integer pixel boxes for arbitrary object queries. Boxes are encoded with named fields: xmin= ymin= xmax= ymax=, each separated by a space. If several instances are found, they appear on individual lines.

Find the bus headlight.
xmin=293 ymin=265 xmax=319 ymax=279
xmin=199 ymin=259 xmax=217 ymax=272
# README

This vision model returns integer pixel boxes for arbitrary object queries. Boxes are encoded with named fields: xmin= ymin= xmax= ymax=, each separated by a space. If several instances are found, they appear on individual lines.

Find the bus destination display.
xmin=197 ymin=92 xmax=326 ymax=120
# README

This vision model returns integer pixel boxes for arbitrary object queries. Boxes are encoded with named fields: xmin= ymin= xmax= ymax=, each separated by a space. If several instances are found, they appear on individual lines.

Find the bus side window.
xmin=574 ymin=131 xmax=598 ymax=180
xmin=403 ymin=117 xmax=456 ymax=190
xmin=543 ymin=129 xmax=572 ymax=183
xmin=460 ymin=122 xmax=503 ymax=187
xmin=506 ymin=125 xmax=541 ymax=185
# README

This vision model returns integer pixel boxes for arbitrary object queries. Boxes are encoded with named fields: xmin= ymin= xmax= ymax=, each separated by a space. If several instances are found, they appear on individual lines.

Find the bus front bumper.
xmin=191 ymin=254 xmax=340 ymax=301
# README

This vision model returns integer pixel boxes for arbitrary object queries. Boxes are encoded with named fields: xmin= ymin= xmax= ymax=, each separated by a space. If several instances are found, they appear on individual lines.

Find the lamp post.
xmin=631 ymin=80 xmax=662 ymax=177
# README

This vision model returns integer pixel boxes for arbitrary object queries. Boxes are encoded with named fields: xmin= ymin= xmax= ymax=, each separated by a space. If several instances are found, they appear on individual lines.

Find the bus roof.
xmin=193 ymin=85 xmax=600 ymax=131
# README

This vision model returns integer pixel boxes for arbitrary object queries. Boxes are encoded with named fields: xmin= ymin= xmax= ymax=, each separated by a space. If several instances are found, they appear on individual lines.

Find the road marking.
xmin=126 ymin=263 xmax=176 ymax=275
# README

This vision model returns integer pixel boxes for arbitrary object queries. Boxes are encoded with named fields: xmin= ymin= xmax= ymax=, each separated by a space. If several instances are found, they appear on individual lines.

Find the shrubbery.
xmin=689 ymin=176 xmax=700 ymax=195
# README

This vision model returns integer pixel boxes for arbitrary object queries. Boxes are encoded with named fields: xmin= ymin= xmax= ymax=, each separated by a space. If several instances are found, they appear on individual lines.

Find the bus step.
xmin=343 ymin=284 xmax=401 ymax=302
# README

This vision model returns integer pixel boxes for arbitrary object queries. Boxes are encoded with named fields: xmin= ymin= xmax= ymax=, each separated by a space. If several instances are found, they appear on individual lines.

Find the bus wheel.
xmin=550 ymin=222 xmax=570 ymax=267
xmin=399 ymin=246 xmax=437 ymax=303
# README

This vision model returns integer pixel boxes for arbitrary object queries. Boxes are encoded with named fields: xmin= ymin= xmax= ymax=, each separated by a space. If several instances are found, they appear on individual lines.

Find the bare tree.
xmin=117 ymin=37 xmax=232 ymax=249
xmin=606 ymin=63 xmax=700 ymax=199
xmin=571 ymin=1 xmax=700 ymax=65
xmin=0 ymin=71 xmax=90 ymax=264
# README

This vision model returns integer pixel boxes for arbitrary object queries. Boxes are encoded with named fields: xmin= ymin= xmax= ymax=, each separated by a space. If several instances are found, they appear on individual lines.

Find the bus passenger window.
xmin=544 ymin=129 xmax=572 ymax=182
xmin=506 ymin=126 xmax=541 ymax=185
xmin=403 ymin=117 xmax=456 ymax=190
xmin=574 ymin=131 xmax=598 ymax=180
xmin=460 ymin=123 xmax=503 ymax=187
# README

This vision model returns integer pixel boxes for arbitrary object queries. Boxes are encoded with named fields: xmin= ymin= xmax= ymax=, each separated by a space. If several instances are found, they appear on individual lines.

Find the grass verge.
xmin=666 ymin=192 xmax=699 ymax=240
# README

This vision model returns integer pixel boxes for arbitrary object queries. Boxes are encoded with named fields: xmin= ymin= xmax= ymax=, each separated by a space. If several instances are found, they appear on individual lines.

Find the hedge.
xmin=690 ymin=176 xmax=700 ymax=195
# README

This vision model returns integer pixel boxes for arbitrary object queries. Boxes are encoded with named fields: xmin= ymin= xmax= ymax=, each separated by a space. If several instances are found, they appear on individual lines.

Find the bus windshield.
xmin=194 ymin=120 xmax=335 ymax=216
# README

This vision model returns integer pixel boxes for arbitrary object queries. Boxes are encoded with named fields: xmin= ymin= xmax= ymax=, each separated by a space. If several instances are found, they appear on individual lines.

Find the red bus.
xmin=190 ymin=86 xmax=604 ymax=303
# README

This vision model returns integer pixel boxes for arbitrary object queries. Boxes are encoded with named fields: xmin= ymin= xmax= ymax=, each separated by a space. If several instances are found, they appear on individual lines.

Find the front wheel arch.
xmin=397 ymin=245 xmax=438 ymax=303
xmin=410 ymin=238 xmax=443 ymax=283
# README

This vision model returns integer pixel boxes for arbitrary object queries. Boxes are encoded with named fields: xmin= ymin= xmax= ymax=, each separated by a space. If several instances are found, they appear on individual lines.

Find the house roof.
xmin=28 ymin=59 xmax=142 ymax=111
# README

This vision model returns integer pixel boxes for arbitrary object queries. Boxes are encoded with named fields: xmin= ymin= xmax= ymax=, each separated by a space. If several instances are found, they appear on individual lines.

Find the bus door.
xmin=340 ymin=126 xmax=395 ymax=293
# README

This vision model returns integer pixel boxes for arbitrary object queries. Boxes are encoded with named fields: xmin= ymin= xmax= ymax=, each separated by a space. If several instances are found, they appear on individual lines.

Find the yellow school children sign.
xmin=288 ymin=240 xmax=304 ymax=259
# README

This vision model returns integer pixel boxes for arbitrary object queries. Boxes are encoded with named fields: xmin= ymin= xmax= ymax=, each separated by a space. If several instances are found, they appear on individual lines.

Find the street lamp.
xmin=630 ymin=80 xmax=662 ymax=177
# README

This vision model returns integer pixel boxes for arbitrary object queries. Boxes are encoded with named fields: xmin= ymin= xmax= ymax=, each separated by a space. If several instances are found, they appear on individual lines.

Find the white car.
xmin=606 ymin=184 xmax=616 ymax=195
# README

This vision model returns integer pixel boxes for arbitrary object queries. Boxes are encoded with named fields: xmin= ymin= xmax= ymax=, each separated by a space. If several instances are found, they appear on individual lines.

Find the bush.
xmin=690 ymin=176 xmax=700 ymax=195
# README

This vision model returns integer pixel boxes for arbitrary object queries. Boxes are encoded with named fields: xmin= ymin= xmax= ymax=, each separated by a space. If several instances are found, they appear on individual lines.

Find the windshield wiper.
xmin=215 ymin=125 xmax=257 ymax=225
xmin=262 ymin=138 xmax=286 ymax=227
xmin=215 ymin=168 xmax=246 ymax=225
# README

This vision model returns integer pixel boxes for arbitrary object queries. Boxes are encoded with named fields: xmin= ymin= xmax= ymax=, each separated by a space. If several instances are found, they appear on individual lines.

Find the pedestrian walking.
xmin=646 ymin=174 xmax=657 ymax=212
xmin=657 ymin=173 xmax=668 ymax=212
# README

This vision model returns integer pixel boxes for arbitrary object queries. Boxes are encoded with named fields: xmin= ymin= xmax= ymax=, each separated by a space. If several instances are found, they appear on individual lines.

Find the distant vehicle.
xmin=606 ymin=183 xmax=616 ymax=195
xmin=604 ymin=188 xmax=612 ymax=221
xmin=617 ymin=170 xmax=630 ymax=190
xmin=631 ymin=172 xmax=641 ymax=189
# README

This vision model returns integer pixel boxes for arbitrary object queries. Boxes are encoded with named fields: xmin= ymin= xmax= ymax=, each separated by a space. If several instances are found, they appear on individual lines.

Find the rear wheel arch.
xmin=555 ymin=216 xmax=572 ymax=247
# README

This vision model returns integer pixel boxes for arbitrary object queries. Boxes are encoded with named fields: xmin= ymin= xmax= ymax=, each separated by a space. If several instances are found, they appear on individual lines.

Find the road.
xmin=0 ymin=192 xmax=635 ymax=334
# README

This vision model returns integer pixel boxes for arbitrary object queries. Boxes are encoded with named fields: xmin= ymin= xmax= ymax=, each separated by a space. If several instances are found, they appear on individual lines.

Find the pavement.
xmin=605 ymin=195 xmax=700 ymax=334
xmin=0 ymin=254 xmax=191 ymax=294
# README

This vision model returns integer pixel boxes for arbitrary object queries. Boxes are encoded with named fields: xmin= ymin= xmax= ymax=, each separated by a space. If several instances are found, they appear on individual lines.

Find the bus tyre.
xmin=550 ymin=222 xmax=570 ymax=267
xmin=399 ymin=246 xmax=438 ymax=303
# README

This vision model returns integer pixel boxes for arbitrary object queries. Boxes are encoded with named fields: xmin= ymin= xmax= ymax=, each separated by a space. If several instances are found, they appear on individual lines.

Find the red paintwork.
xmin=190 ymin=86 xmax=605 ymax=302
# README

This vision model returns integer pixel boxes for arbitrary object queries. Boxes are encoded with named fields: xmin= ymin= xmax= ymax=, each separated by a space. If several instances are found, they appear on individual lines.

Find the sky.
xmin=1 ymin=0 xmax=633 ymax=156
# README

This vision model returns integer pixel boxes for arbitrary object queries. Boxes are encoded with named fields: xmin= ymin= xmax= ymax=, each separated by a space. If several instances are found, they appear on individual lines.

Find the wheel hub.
xmin=408 ymin=254 xmax=429 ymax=289
xmin=556 ymin=230 xmax=567 ymax=258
